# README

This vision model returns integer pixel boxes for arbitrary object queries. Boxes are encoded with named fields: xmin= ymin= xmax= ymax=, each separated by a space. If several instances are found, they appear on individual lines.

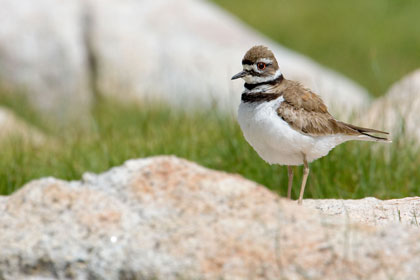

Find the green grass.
xmin=212 ymin=0 xmax=420 ymax=96
xmin=1 ymin=98 xmax=419 ymax=199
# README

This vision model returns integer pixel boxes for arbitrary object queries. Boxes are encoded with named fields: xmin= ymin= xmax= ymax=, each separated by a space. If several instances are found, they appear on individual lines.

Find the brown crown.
xmin=242 ymin=45 xmax=279 ymax=68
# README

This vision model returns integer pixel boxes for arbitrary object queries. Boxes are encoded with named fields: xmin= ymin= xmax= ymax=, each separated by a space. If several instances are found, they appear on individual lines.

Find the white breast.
xmin=237 ymin=97 xmax=348 ymax=166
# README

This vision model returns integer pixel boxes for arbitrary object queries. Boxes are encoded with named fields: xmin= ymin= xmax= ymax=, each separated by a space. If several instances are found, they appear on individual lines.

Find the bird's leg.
xmin=287 ymin=166 xmax=293 ymax=199
xmin=298 ymin=155 xmax=310 ymax=205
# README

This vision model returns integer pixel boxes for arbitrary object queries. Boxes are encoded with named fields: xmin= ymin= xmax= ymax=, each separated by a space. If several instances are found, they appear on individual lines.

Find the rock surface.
xmin=0 ymin=0 xmax=370 ymax=121
xmin=0 ymin=106 xmax=44 ymax=144
xmin=304 ymin=197 xmax=420 ymax=226
xmin=364 ymin=69 xmax=420 ymax=141
xmin=1 ymin=156 xmax=420 ymax=280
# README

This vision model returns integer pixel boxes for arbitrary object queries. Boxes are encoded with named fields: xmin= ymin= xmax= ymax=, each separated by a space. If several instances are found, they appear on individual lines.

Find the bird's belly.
xmin=238 ymin=99 xmax=310 ymax=165
xmin=306 ymin=135 xmax=348 ymax=162
xmin=238 ymin=99 xmax=344 ymax=166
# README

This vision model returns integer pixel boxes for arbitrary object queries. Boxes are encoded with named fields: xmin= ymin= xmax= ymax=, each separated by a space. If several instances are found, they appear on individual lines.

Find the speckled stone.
xmin=304 ymin=197 xmax=420 ymax=226
xmin=1 ymin=156 xmax=420 ymax=280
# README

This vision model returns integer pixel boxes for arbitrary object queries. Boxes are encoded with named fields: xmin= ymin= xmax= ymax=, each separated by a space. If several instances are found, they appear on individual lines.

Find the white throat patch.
xmin=243 ymin=84 xmax=272 ymax=94
xmin=243 ymin=69 xmax=282 ymax=84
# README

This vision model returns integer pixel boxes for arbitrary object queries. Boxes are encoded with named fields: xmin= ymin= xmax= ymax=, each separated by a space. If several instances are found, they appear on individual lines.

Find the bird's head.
xmin=231 ymin=45 xmax=281 ymax=84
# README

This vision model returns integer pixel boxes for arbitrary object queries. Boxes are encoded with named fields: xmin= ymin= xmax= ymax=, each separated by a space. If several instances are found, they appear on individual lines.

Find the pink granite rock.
xmin=0 ymin=156 xmax=419 ymax=279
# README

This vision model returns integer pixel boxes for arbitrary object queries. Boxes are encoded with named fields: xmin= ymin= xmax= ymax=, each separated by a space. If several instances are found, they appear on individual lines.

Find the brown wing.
xmin=275 ymin=80 xmax=359 ymax=136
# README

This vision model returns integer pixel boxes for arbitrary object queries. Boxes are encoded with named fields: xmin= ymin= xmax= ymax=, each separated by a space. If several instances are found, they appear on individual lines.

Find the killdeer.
xmin=232 ymin=45 xmax=390 ymax=204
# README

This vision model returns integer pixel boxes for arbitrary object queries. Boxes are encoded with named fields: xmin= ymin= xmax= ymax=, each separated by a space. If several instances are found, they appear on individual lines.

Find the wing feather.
xmin=274 ymin=80 xmax=384 ymax=137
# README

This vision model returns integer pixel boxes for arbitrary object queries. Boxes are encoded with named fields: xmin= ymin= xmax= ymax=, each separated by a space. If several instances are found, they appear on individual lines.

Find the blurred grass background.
xmin=1 ymin=0 xmax=420 ymax=198
xmin=1 ymin=97 xmax=419 ymax=199
xmin=213 ymin=0 xmax=420 ymax=96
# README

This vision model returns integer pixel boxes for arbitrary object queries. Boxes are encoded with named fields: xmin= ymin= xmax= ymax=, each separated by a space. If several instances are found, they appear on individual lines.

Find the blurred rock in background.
xmin=0 ymin=0 xmax=92 ymax=123
xmin=0 ymin=0 xmax=370 ymax=124
xmin=0 ymin=106 xmax=45 ymax=144
xmin=364 ymin=69 xmax=420 ymax=142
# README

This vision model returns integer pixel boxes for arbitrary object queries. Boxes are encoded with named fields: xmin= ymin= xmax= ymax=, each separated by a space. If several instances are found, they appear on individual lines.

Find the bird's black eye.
xmin=257 ymin=62 xmax=266 ymax=70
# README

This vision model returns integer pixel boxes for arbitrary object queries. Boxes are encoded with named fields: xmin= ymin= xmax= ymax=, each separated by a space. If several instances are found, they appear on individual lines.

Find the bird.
xmin=232 ymin=45 xmax=391 ymax=204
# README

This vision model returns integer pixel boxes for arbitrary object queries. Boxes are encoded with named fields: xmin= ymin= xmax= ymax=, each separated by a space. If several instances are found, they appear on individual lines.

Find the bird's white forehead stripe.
xmin=243 ymin=58 xmax=273 ymax=69
xmin=257 ymin=58 xmax=273 ymax=64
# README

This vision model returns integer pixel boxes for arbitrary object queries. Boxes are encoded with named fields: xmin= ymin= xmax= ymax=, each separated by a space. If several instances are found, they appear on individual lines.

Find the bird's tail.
xmin=338 ymin=122 xmax=392 ymax=143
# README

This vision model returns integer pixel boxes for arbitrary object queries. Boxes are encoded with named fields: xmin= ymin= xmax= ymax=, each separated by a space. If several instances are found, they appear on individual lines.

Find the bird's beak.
xmin=231 ymin=70 xmax=247 ymax=80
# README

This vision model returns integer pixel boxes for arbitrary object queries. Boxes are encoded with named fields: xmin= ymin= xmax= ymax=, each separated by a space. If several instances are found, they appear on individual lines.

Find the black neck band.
xmin=241 ymin=92 xmax=282 ymax=103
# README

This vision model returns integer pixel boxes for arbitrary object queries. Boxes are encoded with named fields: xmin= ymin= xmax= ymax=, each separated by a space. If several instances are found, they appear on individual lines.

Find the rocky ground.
xmin=304 ymin=196 xmax=420 ymax=226
xmin=0 ymin=156 xmax=419 ymax=280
